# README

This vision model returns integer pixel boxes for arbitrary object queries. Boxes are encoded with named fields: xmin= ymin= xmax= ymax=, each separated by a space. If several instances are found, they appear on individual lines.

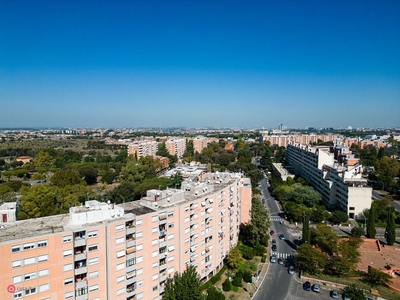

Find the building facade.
xmin=165 ymin=138 xmax=186 ymax=159
xmin=286 ymin=142 xmax=372 ymax=218
xmin=127 ymin=141 xmax=159 ymax=160
xmin=0 ymin=172 xmax=251 ymax=300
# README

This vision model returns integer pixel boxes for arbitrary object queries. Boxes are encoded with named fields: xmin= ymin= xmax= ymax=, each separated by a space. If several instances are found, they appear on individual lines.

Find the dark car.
xmin=271 ymin=245 xmax=277 ymax=251
xmin=271 ymin=239 xmax=277 ymax=245
xmin=279 ymin=233 xmax=285 ymax=240
xmin=270 ymin=230 xmax=275 ymax=236
xmin=303 ymin=281 xmax=311 ymax=291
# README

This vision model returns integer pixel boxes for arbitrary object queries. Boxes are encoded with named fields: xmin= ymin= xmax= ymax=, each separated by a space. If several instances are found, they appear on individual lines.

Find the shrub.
xmin=232 ymin=270 xmax=243 ymax=287
xmin=254 ymin=244 xmax=265 ymax=256
xmin=243 ymin=270 xmax=253 ymax=283
xmin=222 ymin=278 xmax=232 ymax=292
xmin=261 ymin=254 xmax=266 ymax=263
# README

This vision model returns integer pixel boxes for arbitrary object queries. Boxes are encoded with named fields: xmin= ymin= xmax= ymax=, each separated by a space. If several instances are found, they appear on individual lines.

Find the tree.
xmin=296 ymin=243 xmax=326 ymax=275
xmin=366 ymin=204 xmax=376 ymax=238
xmin=330 ymin=210 xmax=349 ymax=224
xmin=283 ymin=185 xmax=321 ymax=207
xmin=162 ymin=265 xmax=202 ymax=300
xmin=351 ymin=226 xmax=365 ymax=237
xmin=342 ymin=284 xmax=365 ymax=300
xmin=245 ymin=198 xmax=271 ymax=246
xmin=385 ymin=207 xmax=396 ymax=246
xmin=101 ymin=170 xmax=116 ymax=184
xmin=206 ymin=286 xmax=225 ymax=300
xmin=302 ymin=214 xmax=310 ymax=244
xmin=226 ymin=248 xmax=242 ymax=270
xmin=78 ymin=166 xmax=98 ymax=185
xmin=364 ymin=266 xmax=393 ymax=286
xmin=51 ymin=167 xmax=85 ymax=188
xmin=32 ymin=151 xmax=55 ymax=170
xmin=120 ymin=156 xmax=161 ymax=183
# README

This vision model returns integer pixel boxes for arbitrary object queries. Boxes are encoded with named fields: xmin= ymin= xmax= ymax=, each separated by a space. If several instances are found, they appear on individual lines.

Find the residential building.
xmin=165 ymin=138 xmax=186 ymax=159
xmin=286 ymin=142 xmax=372 ymax=218
xmin=0 ymin=172 xmax=251 ymax=300
xmin=0 ymin=202 xmax=17 ymax=223
xmin=193 ymin=136 xmax=208 ymax=154
xmin=127 ymin=141 xmax=159 ymax=160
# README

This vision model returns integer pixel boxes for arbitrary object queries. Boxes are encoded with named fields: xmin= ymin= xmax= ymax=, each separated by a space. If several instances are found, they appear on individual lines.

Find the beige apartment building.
xmin=262 ymin=134 xmax=342 ymax=148
xmin=127 ymin=141 xmax=159 ymax=159
xmin=192 ymin=136 xmax=208 ymax=154
xmin=286 ymin=141 xmax=372 ymax=218
xmin=165 ymin=138 xmax=186 ymax=159
xmin=0 ymin=172 xmax=251 ymax=300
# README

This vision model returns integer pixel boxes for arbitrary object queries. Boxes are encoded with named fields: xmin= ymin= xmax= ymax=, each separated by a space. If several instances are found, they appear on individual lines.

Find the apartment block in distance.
xmin=192 ymin=136 xmax=208 ymax=154
xmin=165 ymin=138 xmax=186 ymax=159
xmin=0 ymin=172 xmax=251 ymax=300
xmin=286 ymin=141 xmax=372 ymax=218
xmin=127 ymin=141 xmax=159 ymax=160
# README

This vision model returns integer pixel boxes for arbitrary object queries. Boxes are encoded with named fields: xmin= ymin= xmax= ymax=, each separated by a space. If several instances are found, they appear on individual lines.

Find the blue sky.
xmin=1 ymin=0 xmax=399 ymax=129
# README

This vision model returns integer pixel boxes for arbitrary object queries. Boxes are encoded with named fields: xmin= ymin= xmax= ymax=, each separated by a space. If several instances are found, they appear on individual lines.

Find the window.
xmin=87 ymin=230 xmax=98 ymax=238
xmin=38 ymin=269 xmax=49 ymax=277
xmin=13 ymin=276 xmax=22 ymax=284
xmin=168 ymin=223 xmax=174 ymax=229
xmin=137 ymin=292 xmax=144 ymax=299
xmin=168 ymin=267 xmax=175 ymax=274
xmin=38 ymin=254 xmax=48 ymax=262
xmin=136 ymin=256 xmax=143 ymax=263
xmin=153 ymin=285 xmax=158 ymax=291
xmin=64 ymin=291 xmax=74 ymax=299
xmin=24 ymin=272 xmax=37 ymax=281
xmin=63 ymin=264 xmax=73 ymax=271
xmin=116 ymin=224 xmax=125 ymax=232
xmin=184 ymin=227 xmax=190 ymax=234
xmin=136 ymin=231 xmax=143 ymax=239
xmin=152 ymin=239 xmax=158 ymax=246
xmin=88 ymin=258 xmax=98 ymax=265
xmin=116 ymin=250 xmax=125 ymax=258
xmin=126 ymin=258 xmax=136 ymax=267
xmin=37 ymin=240 xmax=48 ymax=248
xmin=136 ymin=219 xmax=143 ymax=226
xmin=168 ymin=245 xmax=175 ymax=252
xmin=63 ymin=249 xmax=73 ymax=257
xmin=117 ymin=275 xmax=125 ymax=283
xmin=184 ymin=217 xmax=190 ymax=223
xmin=64 ymin=278 xmax=73 ymax=285
xmin=136 ymin=268 xmax=143 ymax=276
xmin=151 ymin=227 xmax=158 ymax=233
xmin=89 ymin=284 xmax=99 ymax=292
xmin=152 ymin=274 xmax=159 ymax=280
xmin=117 ymin=288 xmax=125 ymax=296
xmin=349 ymin=207 xmax=355 ymax=210
xmin=88 ymin=271 xmax=99 ymax=279
xmin=167 ymin=234 xmax=174 ymax=240
xmin=152 ymin=216 xmax=159 ymax=222
xmin=137 ymin=280 xmax=143 ymax=287
xmin=12 ymin=260 xmax=22 ymax=268
xmin=116 ymin=237 xmax=125 ymax=244
xmin=152 ymin=251 xmax=158 ymax=258
xmin=167 ymin=256 xmax=174 ymax=262
xmin=185 ymin=238 xmax=190 ymax=244
xmin=184 ymin=206 xmax=190 ymax=211
xmin=116 ymin=262 xmax=125 ymax=271
xmin=23 ymin=242 xmax=35 ymax=250
xmin=25 ymin=287 xmax=37 ymax=296
xmin=136 ymin=244 xmax=143 ymax=251
xmin=63 ymin=235 xmax=72 ymax=243
xmin=24 ymin=257 xmax=36 ymax=265
xmin=167 ymin=212 xmax=174 ymax=218
xmin=39 ymin=283 xmax=50 ymax=292
xmin=13 ymin=291 xmax=23 ymax=299
xmin=88 ymin=244 xmax=98 ymax=251
xmin=152 ymin=262 xmax=158 ymax=268
xmin=11 ymin=245 xmax=20 ymax=253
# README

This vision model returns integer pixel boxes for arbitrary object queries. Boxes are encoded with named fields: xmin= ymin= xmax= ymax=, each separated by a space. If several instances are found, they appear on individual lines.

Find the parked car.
xmin=288 ymin=265 xmax=295 ymax=274
xmin=330 ymin=290 xmax=339 ymax=298
xmin=271 ymin=239 xmax=277 ymax=245
xmin=312 ymin=283 xmax=321 ymax=293
xmin=303 ymin=281 xmax=311 ymax=291
xmin=270 ymin=230 xmax=275 ymax=236
xmin=271 ymin=245 xmax=277 ymax=252
xmin=278 ymin=258 xmax=284 ymax=265
xmin=343 ymin=294 xmax=351 ymax=300
xmin=270 ymin=254 xmax=277 ymax=263
xmin=279 ymin=233 xmax=285 ymax=240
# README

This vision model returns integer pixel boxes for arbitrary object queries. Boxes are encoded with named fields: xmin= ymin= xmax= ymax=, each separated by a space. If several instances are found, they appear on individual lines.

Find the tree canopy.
xmin=162 ymin=265 xmax=202 ymax=300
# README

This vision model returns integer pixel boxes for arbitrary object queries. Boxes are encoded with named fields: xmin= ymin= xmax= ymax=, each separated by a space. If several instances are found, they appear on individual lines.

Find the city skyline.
xmin=1 ymin=1 xmax=399 ymax=129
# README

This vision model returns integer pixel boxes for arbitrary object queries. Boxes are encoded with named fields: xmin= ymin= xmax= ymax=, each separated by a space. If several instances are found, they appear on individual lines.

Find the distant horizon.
xmin=1 ymin=1 xmax=399 ymax=128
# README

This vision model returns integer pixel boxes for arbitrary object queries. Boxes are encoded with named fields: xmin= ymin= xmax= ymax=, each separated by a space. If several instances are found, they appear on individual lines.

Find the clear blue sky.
xmin=1 ymin=0 xmax=399 ymax=129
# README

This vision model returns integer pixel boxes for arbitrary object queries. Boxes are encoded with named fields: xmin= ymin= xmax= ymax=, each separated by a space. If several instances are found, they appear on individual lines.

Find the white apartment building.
xmin=127 ymin=141 xmax=159 ymax=159
xmin=0 ymin=172 xmax=251 ymax=300
xmin=286 ymin=142 xmax=372 ymax=218
xmin=165 ymin=138 xmax=186 ymax=159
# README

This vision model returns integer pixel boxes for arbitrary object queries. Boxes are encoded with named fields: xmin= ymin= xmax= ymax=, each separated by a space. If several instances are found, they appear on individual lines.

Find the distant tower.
xmin=278 ymin=124 xmax=283 ymax=131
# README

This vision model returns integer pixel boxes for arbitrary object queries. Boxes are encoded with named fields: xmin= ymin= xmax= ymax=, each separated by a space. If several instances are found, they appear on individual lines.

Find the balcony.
xmin=159 ymin=262 xmax=167 ymax=271
xmin=159 ymin=252 xmax=167 ymax=259
xmin=74 ymin=238 xmax=86 ymax=247
xmin=74 ymin=266 xmax=87 ymax=276
xmin=75 ymin=279 xmax=87 ymax=289
xmin=126 ymin=275 xmax=136 ymax=285
xmin=126 ymin=225 xmax=135 ymax=235
xmin=126 ymin=284 xmax=136 ymax=298
xmin=126 ymin=239 xmax=136 ymax=249
xmin=74 ymin=252 xmax=86 ymax=261
xmin=159 ymin=230 xmax=167 ymax=237
xmin=159 ymin=240 xmax=167 ymax=248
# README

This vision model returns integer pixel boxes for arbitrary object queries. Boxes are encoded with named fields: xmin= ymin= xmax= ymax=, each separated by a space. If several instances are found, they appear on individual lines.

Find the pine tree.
xmin=385 ymin=207 xmax=396 ymax=246
xmin=366 ymin=205 xmax=376 ymax=239
xmin=162 ymin=265 xmax=202 ymax=300
xmin=302 ymin=214 xmax=310 ymax=244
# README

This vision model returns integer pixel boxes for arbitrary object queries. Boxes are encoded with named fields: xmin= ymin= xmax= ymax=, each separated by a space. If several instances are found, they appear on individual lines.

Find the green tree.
xmin=206 ymin=286 xmax=225 ymax=300
xmin=226 ymin=248 xmax=242 ymax=270
xmin=296 ymin=243 xmax=326 ymax=275
xmin=51 ymin=168 xmax=85 ymax=188
xmin=366 ymin=204 xmax=376 ymax=238
xmin=163 ymin=265 xmax=202 ymax=300
xmin=283 ymin=185 xmax=321 ymax=207
xmin=246 ymin=198 xmax=271 ymax=246
xmin=32 ymin=150 xmax=55 ymax=170
xmin=101 ymin=170 xmax=116 ymax=184
xmin=330 ymin=210 xmax=349 ymax=224
xmin=120 ymin=156 xmax=161 ymax=183
xmin=351 ymin=226 xmax=365 ymax=237
xmin=259 ymin=147 xmax=273 ymax=170
xmin=364 ymin=266 xmax=393 ymax=286
xmin=302 ymin=214 xmax=310 ymax=244
xmin=222 ymin=278 xmax=231 ymax=292
xmin=78 ymin=166 xmax=98 ymax=185
xmin=342 ymin=284 xmax=365 ymax=300
xmin=385 ymin=207 xmax=396 ymax=246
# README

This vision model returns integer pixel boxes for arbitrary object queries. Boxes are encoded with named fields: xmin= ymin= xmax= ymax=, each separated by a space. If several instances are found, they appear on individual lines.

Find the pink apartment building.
xmin=165 ymin=138 xmax=186 ymax=159
xmin=0 ymin=172 xmax=251 ymax=300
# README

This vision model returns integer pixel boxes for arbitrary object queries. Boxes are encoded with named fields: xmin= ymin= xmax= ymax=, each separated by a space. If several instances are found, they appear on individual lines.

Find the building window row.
xmin=12 ymin=254 xmax=49 ymax=268
xmin=11 ymin=240 xmax=48 ymax=253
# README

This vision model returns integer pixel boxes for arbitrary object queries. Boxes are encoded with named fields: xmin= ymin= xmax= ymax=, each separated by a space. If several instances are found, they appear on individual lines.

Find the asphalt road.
xmin=253 ymin=177 xmax=298 ymax=300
